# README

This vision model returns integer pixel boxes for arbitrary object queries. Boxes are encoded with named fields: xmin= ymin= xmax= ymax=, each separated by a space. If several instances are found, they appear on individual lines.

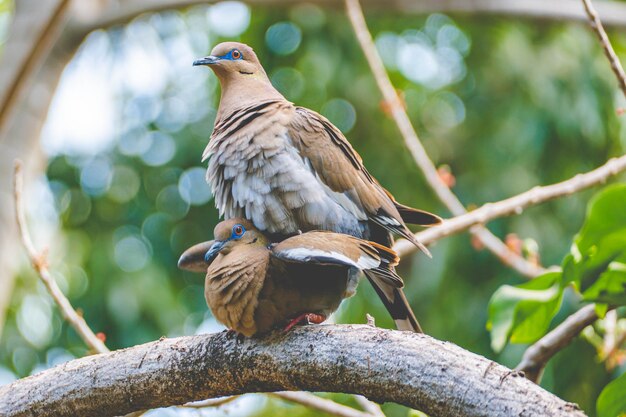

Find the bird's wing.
xmin=177 ymin=240 xmax=215 ymax=273
xmin=287 ymin=107 xmax=431 ymax=253
xmin=271 ymin=231 xmax=403 ymax=288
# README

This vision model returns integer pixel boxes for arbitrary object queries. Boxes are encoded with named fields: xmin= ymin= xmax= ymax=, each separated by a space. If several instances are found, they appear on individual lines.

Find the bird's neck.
xmin=216 ymin=75 xmax=286 ymax=119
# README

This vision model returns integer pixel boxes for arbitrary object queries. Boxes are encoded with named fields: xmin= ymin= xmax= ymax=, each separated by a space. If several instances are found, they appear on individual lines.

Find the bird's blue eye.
xmin=231 ymin=224 xmax=245 ymax=239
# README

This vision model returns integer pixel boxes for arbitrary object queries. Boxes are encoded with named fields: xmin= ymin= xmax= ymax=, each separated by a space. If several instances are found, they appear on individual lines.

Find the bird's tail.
xmin=394 ymin=202 xmax=443 ymax=226
xmin=364 ymin=270 xmax=423 ymax=333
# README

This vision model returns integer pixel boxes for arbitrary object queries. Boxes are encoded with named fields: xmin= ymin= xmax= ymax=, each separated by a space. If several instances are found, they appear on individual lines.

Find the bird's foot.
xmin=283 ymin=313 xmax=326 ymax=332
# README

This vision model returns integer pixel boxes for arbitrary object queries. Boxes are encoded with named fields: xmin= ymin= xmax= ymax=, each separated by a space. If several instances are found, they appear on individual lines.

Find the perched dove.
xmin=178 ymin=219 xmax=403 ymax=337
xmin=193 ymin=42 xmax=442 ymax=332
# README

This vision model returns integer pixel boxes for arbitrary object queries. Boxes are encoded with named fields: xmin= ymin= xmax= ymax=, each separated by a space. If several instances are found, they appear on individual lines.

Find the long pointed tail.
xmin=364 ymin=270 xmax=423 ymax=333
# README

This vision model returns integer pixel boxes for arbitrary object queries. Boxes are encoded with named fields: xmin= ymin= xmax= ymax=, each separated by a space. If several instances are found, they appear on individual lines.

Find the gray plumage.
xmin=194 ymin=42 xmax=443 ymax=333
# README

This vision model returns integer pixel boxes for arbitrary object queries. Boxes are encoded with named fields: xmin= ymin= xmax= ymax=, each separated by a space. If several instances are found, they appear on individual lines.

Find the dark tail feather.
xmin=395 ymin=202 xmax=443 ymax=226
xmin=364 ymin=271 xmax=423 ymax=333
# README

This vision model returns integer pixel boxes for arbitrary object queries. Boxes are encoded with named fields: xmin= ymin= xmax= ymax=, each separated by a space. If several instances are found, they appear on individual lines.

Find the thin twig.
xmin=393 ymin=155 xmax=626 ymax=256
xmin=13 ymin=160 xmax=109 ymax=354
xmin=270 ymin=392 xmax=381 ymax=417
xmin=0 ymin=0 xmax=72 ymax=136
xmin=182 ymin=396 xmax=238 ymax=408
xmin=582 ymin=0 xmax=626 ymax=98
xmin=354 ymin=395 xmax=386 ymax=417
xmin=184 ymin=391 xmax=382 ymax=417
xmin=344 ymin=0 xmax=544 ymax=278
xmin=515 ymin=304 xmax=601 ymax=383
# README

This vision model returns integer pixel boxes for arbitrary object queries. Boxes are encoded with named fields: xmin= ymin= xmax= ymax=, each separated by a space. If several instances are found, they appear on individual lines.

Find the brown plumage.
xmin=193 ymin=42 xmax=442 ymax=332
xmin=178 ymin=219 xmax=403 ymax=337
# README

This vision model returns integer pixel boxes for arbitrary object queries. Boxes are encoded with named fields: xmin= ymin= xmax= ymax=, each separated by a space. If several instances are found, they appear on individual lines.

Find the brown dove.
xmin=178 ymin=218 xmax=404 ymax=337
xmin=193 ymin=42 xmax=442 ymax=332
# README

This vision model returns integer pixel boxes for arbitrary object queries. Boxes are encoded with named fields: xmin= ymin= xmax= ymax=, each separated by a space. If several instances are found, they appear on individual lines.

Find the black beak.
xmin=193 ymin=55 xmax=220 ymax=66
xmin=204 ymin=240 xmax=226 ymax=262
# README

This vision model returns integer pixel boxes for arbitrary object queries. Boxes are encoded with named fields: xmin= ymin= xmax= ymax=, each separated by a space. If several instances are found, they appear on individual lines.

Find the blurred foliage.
xmin=490 ymin=186 xmax=626 ymax=346
xmin=0 ymin=0 xmax=13 ymax=54
xmin=1 ymin=2 xmax=626 ymax=416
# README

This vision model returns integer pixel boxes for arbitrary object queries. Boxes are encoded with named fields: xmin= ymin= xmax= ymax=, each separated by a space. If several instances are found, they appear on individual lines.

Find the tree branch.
xmin=515 ymin=304 xmax=601 ymax=383
xmin=393 ymin=155 xmax=626 ymax=257
xmin=12 ymin=160 xmax=109 ymax=354
xmin=345 ymin=0 xmax=545 ymax=278
xmin=511 ymin=0 xmax=626 ymax=386
xmin=13 ymin=161 xmax=381 ymax=417
xmin=0 ymin=325 xmax=587 ymax=417
xmin=582 ymin=0 xmax=626 ymax=98
xmin=67 ymin=0 xmax=626 ymax=38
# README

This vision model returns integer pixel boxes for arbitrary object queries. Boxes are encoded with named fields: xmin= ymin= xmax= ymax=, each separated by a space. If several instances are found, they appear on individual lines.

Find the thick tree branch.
xmin=515 ymin=304 xmax=601 ymax=383
xmin=0 ymin=325 xmax=587 ymax=417
xmin=345 ymin=0 xmax=545 ymax=278
xmin=393 ymin=155 xmax=626 ymax=257
xmin=14 ymin=161 xmax=381 ymax=417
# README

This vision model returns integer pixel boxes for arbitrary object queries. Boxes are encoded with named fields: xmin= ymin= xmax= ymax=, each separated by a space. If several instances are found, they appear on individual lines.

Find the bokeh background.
xmin=1 ymin=1 xmax=625 ymax=416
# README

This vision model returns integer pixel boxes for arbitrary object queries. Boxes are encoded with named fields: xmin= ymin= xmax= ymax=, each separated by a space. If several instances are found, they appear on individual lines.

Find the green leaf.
xmin=564 ymin=184 xmax=626 ymax=306
xmin=487 ymin=271 xmax=563 ymax=352
xmin=597 ymin=371 xmax=626 ymax=417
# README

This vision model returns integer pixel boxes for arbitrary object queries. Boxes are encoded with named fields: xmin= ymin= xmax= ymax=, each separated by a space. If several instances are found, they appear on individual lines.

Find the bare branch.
xmin=354 ymin=395 xmax=386 ymax=417
xmin=12 ymin=160 xmax=109 ymax=354
xmin=582 ymin=0 xmax=626 ymax=98
xmin=67 ymin=0 xmax=626 ymax=37
xmin=0 ymin=325 xmax=587 ymax=417
xmin=270 ymin=392 xmax=377 ymax=417
xmin=515 ymin=304 xmax=601 ymax=383
xmin=345 ymin=0 xmax=544 ymax=278
xmin=393 ymin=155 xmax=626 ymax=256
xmin=182 ymin=396 xmax=239 ymax=408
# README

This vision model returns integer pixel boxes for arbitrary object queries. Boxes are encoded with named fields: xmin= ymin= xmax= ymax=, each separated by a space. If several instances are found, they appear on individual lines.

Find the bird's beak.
xmin=193 ymin=55 xmax=220 ymax=66
xmin=204 ymin=240 xmax=226 ymax=262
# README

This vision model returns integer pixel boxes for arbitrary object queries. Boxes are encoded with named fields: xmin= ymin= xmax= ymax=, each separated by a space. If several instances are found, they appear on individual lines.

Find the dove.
xmin=178 ymin=218 xmax=404 ymax=337
xmin=193 ymin=42 xmax=442 ymax=332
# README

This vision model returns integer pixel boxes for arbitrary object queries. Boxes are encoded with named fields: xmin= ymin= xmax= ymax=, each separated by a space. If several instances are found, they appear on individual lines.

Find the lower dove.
xmin=178 ymin=218 xmax=403 ymax=337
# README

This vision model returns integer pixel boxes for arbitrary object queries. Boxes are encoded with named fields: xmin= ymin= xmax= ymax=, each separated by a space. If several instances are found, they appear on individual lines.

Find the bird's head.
xmin=204 ymin=218 xmax=268 ymax=261
xmin=193 ymin=42 xmax=266 ymax=81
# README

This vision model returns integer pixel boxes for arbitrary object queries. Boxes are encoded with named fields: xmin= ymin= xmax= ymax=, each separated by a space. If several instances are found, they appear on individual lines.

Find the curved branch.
xmin=393 ymin=155 xmax=626 ymax=256
xmin=0 ymin=325 xmax=586 ymax=417
xmin=13 ymin=161 xmax=109 ymax=353
xmin=345 ymin=0 xmax=544 ymax=278
xmin=515 ymin=304 xmax=602 ymax=383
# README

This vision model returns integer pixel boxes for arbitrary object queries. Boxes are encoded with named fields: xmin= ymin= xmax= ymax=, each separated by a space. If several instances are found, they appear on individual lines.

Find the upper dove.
xmin=193 ymin=42 xmax=442 ymax=332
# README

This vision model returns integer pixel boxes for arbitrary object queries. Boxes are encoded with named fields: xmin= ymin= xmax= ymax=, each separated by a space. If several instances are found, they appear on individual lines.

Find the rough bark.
xmin=0 ymin=325 xmax=586 ymax=417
